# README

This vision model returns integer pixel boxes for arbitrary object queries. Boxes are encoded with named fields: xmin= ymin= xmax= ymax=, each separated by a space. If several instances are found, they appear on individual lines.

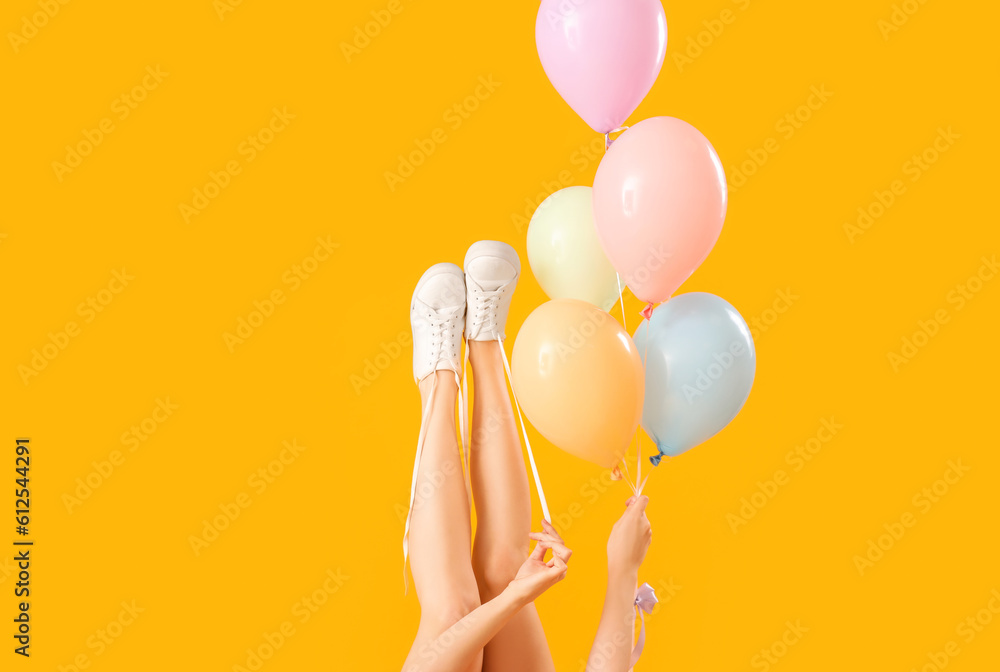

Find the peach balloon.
xmin=592 ymin=116 xmax=728 ymax=305
xmin=511 ymin=299 xmax=645 ymax=469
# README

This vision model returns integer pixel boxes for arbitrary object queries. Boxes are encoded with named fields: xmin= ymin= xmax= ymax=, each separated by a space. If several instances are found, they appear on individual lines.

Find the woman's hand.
xmin=505 ymin=519 xmax=572 ymax=606
xmin=607 ymin=495 xmax=652 ymax=580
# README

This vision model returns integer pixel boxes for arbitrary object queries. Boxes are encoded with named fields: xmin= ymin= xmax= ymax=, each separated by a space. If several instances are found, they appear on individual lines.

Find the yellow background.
xmin=2 ymin=0 xmax=998 ymax=670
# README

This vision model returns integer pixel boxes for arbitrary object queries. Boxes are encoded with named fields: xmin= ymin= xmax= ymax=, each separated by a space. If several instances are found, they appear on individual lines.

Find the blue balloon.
xmin=632 ymin=293 xmax=756 ymax=463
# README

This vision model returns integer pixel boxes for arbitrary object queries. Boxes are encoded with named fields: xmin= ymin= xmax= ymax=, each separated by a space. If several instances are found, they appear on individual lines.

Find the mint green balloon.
xmin=633 ymin=293 xmax=756 ymax=462
xmin=526 ymin=186 xmax=620 ymax=312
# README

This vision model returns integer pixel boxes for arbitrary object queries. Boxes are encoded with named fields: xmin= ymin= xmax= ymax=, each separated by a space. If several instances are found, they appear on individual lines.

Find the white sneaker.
xmin=410 ymin=263 xmax=466 ymax=383
xmin=464 ymin=241 xmax=520 ymax=342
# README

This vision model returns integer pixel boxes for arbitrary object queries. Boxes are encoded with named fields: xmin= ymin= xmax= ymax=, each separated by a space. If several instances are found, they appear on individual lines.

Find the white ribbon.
xmin=630 ymin=582 xmax=659 ymax=668
xmin=402 ymin=368 xmax=465 ymax=593
xmin=497 ymin=335 xmax=551 ymax=522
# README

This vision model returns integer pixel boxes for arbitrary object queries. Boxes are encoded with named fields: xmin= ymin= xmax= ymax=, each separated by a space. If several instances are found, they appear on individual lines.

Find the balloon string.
xmin=635 ymin=312 xmax=654 ymax=492
xmin=615 ymin=272 xmax=642 ymax=493
xmin=619 ymin=456 xmax=637 ymax=496
xmin=616 ymin=273 xmax=628 ymax=334
xmin=638 ymin=454 xmax=668 ymax=496
xmin=497 ymin=336 xmax=552 ymax=523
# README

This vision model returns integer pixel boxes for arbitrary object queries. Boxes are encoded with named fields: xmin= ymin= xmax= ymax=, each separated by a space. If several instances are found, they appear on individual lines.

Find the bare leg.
xmin=403 ymin=372 xmax=483 ymax=672
xmin=469 ymin=341 xmax=556 ymax=672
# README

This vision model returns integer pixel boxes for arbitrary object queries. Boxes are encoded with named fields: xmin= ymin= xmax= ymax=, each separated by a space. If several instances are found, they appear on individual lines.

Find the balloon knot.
xmin=640 ymin=303 xmax=655 ymax=320
xmin=649 ymin=453 xmax=663 ymax=467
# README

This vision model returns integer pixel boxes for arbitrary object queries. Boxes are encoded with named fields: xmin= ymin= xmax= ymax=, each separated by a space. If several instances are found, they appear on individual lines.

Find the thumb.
xmin=630 ymin=495 xmax=649 ymax=514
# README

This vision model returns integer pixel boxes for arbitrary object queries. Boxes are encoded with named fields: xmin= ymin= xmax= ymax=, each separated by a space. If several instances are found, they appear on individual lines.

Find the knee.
xmin=474 ymin=552 xmax=524 ymax=598
xmin=425 ymin=590 xmax=481 ymax=631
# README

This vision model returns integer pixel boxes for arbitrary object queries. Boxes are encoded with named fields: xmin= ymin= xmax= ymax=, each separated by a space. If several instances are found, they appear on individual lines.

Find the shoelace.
xmin=459 ymin=335 xmax=550 ymax=526
xmin=403 ymin=286 xmax=552 ymax=592
xmin=469 ymin=285 xmax=503 ymax=338
xmin=424 ymin=308 xmax=463 ymax=370
xmin=465 ymin=281 xmax=549 ymax=523
xmin=403 ymin=306 xmax=469 ymax=594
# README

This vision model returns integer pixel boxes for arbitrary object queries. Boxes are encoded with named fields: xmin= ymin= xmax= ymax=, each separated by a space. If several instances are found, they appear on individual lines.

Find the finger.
xmin=529 ymin=532 xmax=561 ymax=546
xmin=529 ymin=540 xmax=549 ymax=561
xmin=625 ymin=496 xmax=636 ymax=508
xmin=629 ymin=495 xmax=649 ymax=514
xmin=549 ymin=563 xmax=567 ymax=581
xmin=541 ymin=519 xmax=564 ymax=542
xmin=549 ymin=543 xmax=573 ymax=564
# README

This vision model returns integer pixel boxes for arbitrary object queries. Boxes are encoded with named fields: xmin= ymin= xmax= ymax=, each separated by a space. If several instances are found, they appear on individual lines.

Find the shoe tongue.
xmin=468 ymin=258 xmax=514 ymax=292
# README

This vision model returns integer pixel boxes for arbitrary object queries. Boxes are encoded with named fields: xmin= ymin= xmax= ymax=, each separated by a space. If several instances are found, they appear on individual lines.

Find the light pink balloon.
xmin=535 ymin=0 xmax=667 ymax=134
xmin=592 ymin=117 xmax=728 ymax=305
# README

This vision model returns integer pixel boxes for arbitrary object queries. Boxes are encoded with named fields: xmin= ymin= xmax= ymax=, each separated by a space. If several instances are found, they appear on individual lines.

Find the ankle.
xmin=468 ymin=340 xmax=504 ymax=366
xmin=418 ymin=370 xmax=459 ymax=400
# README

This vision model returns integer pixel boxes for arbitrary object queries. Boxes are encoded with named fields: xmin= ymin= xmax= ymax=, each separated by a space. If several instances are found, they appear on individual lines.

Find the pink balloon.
xmin=535 ymin=0 xmax=667 ymax=134
xmin=592 ymin=117 xmax=728 ymax=305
